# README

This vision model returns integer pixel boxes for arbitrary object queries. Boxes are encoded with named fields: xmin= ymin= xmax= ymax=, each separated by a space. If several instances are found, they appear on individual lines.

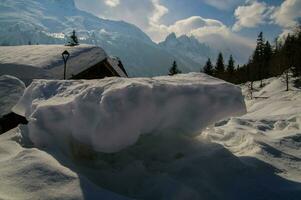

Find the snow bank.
xmin=14 ymin=73 xmax=246 ymax=153
xmin=202 ymin=75 xmax=301 ymax=182
xmin=2 ymin=74 xmax=301 ymax=200
xmin=0 ymin=75 xmax=25 ymax=117
xmin=0 ymin=127 xmax=130 ymax=200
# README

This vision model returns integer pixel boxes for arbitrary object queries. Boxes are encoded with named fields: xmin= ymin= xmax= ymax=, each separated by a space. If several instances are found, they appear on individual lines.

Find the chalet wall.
xmin=71 ymin=59 xmax=120 ymax=79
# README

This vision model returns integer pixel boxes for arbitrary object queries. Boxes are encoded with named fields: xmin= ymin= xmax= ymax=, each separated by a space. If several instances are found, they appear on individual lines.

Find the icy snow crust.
xmin=14 ymin=73 xmax=246 ymax=153
xmin=0 ymin=75 xmax=25 ymax=117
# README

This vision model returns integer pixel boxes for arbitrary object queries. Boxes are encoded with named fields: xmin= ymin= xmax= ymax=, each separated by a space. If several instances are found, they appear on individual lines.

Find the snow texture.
xmin=0 ymin=127 xmax=130 ymax=200
xmin=0 ymin=45 xmax=126 ymax=85
xmin=0 ymin=75 xmax=25 ymax=117
xmin=1 ymin=73 xmax=301 ymax=199
xmin=202 ymin=75 xmax=301 ymax=183
xmin=13 ymin=73 xmax=246 ymax=153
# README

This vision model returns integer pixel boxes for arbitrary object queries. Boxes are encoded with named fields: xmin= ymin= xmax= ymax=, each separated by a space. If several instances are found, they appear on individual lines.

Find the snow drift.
xmin=0 ymin=75 xmax=25 ymax=117
xmin=2 ymin=74 xmax=301 ymax=200
xmin=202 ymin=75 xmax=301 ymax=183
xmin=14 ymin=73 xmax=246 ymax=153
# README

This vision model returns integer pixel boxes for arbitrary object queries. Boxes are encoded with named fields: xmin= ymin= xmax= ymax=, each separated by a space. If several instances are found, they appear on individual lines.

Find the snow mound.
xmin=0 ymin=75 xmax=25 ymax=117
xmin=202 ymin=75 xmax=301 ymax=182
xmin=14 ymin=73 xmax=246 ymax=153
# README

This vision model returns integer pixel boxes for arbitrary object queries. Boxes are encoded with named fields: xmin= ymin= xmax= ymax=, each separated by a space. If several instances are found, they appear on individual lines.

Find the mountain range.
xmin=0 ymin=0 xmax=246 ymax=77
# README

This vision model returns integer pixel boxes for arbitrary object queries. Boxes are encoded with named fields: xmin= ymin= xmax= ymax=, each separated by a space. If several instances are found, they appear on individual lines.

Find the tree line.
xmin=203 ymin=25 xmax=301 ymax=86
xmin=169 ymin=24 xmax=301 ymax=89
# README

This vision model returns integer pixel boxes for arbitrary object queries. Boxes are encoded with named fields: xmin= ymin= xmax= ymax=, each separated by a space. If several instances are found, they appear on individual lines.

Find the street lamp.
xmin=62 ymin=50 xmax=70 ymax=80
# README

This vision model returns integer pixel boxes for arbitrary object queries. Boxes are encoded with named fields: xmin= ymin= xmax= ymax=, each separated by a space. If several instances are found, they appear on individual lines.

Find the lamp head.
xmin=62 ymin=50 xmax=70 ymax=62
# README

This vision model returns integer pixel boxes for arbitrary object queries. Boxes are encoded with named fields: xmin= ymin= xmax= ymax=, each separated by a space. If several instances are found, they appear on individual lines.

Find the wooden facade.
xmin=71 ymin=58 xmax=128 ymax=80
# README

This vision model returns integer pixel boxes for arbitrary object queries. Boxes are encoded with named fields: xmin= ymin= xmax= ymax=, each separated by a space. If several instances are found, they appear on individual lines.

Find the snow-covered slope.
xmin=1 ymin=74 xmax=301 ymax=199
xmin=202 ymin=75 xmax=301 ymax=183
xmin=13 ymin=73 xmax=246 ymax=153
xmin=0 ymin=45 xmax=127 ymax=85
xmin=0 ymin=75 xmax=25 ymax=117
xmin=0 ymin=0 xmax=202 ymax=77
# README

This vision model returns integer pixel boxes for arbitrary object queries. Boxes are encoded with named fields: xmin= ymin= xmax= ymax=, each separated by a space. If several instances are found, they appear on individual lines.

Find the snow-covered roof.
xmin=0 ymin=45 xmax=126 ymax=84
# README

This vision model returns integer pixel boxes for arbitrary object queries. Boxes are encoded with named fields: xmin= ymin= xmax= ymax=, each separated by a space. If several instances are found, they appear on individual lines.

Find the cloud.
xmin=271 ymin=0 xmax=301 ymax=29
xmin=161 ymin=16 xmax=254 ymax=62
xmin=162 ymin=16 xmax=253 ymax=47
xmin=233 ymin=1 xmax=273 ymax=31
xmin=150 ymin=0 xmax=168 ymax=23
xmin=167 ymin=16 xmax=224 ymax=35
xmin=74 ymin=0 xmax=254 ymax=62
xmin=74 ymin=0 xmax=252 ymax=44
xmin=104 ymin=0 xmax=120 ymax=7
xmin=203 ymin=0 xmax=243 ymax=10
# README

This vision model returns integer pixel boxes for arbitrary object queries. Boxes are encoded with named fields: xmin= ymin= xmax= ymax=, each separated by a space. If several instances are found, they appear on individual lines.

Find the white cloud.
xmin=104 ymin=0 xmax=120 ymax=7
xmin=233 ymin=1 xmax=273 ymax=31
xmin=161 ymin=16 xmax=254 ymax=62
xmin=271 ymin=0 xmax=301 ymax=29
xmin=150 ymin=0 xmax=168 ymax=23
xmin=232 ymin=0 xmax=301 ymax=34
xmin=167 ymin=16 xmax=224 ymax=35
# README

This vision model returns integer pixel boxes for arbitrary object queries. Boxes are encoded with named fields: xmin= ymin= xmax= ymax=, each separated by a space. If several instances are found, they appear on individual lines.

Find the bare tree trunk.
xmin=259 ymin=62 xmax=264 ymax=88
xmin=286 ymin=69 xmax=289 ymax=91
xmin=250 ymin=81 xmax=253 ymax=99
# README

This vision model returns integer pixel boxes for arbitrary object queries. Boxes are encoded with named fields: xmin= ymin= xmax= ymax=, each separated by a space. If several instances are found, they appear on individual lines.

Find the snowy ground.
xmin=202 ymin=76 xmax=301 ymax=183
xmin=0 ymin=73 xmax=301 ymax=199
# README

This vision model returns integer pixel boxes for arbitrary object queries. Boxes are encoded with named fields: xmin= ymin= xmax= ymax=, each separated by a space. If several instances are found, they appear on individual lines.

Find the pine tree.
xmin=214 ymin=23 xmax=301 ymax=85
xmin=264 ymin=41 xmax=272 ymax=77
xmin=227 ymin=55 xmax=235 ymax=74
xmin=169 ymin=61 xmax=181 ymax=76
xmin=215 ymin=52 xmax=225 ymax=78
xmin=284 ymin=34 xmax=296 ymax=75
xmin=203 ymin=58 xmax=213 ymax=75
xmin=69 ymin=30 xmax=79 ymax=46
xmin=225 ymin=55 xmax=235 ymax=82
xmin=253 ymin=32 xmax=265 ymax=87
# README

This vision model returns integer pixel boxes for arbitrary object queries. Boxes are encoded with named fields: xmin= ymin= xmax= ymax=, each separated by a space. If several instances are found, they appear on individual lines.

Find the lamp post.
xmin=62 ymin=50 xmax=70 ymax=80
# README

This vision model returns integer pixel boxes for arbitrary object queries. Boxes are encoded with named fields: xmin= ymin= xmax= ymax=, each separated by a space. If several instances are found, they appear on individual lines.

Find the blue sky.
xmin=75 ymin=0 xmax=301 ymax=48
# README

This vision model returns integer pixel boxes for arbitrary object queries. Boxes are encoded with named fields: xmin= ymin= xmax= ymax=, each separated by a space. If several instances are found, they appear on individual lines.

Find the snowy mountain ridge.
xmin=0 ymin=0 xmax=249 ymax=77
xmin=159 ymin=33 xmax=217 ymax=70
xmin=0 ymin=0 xmax=205 ymax=77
